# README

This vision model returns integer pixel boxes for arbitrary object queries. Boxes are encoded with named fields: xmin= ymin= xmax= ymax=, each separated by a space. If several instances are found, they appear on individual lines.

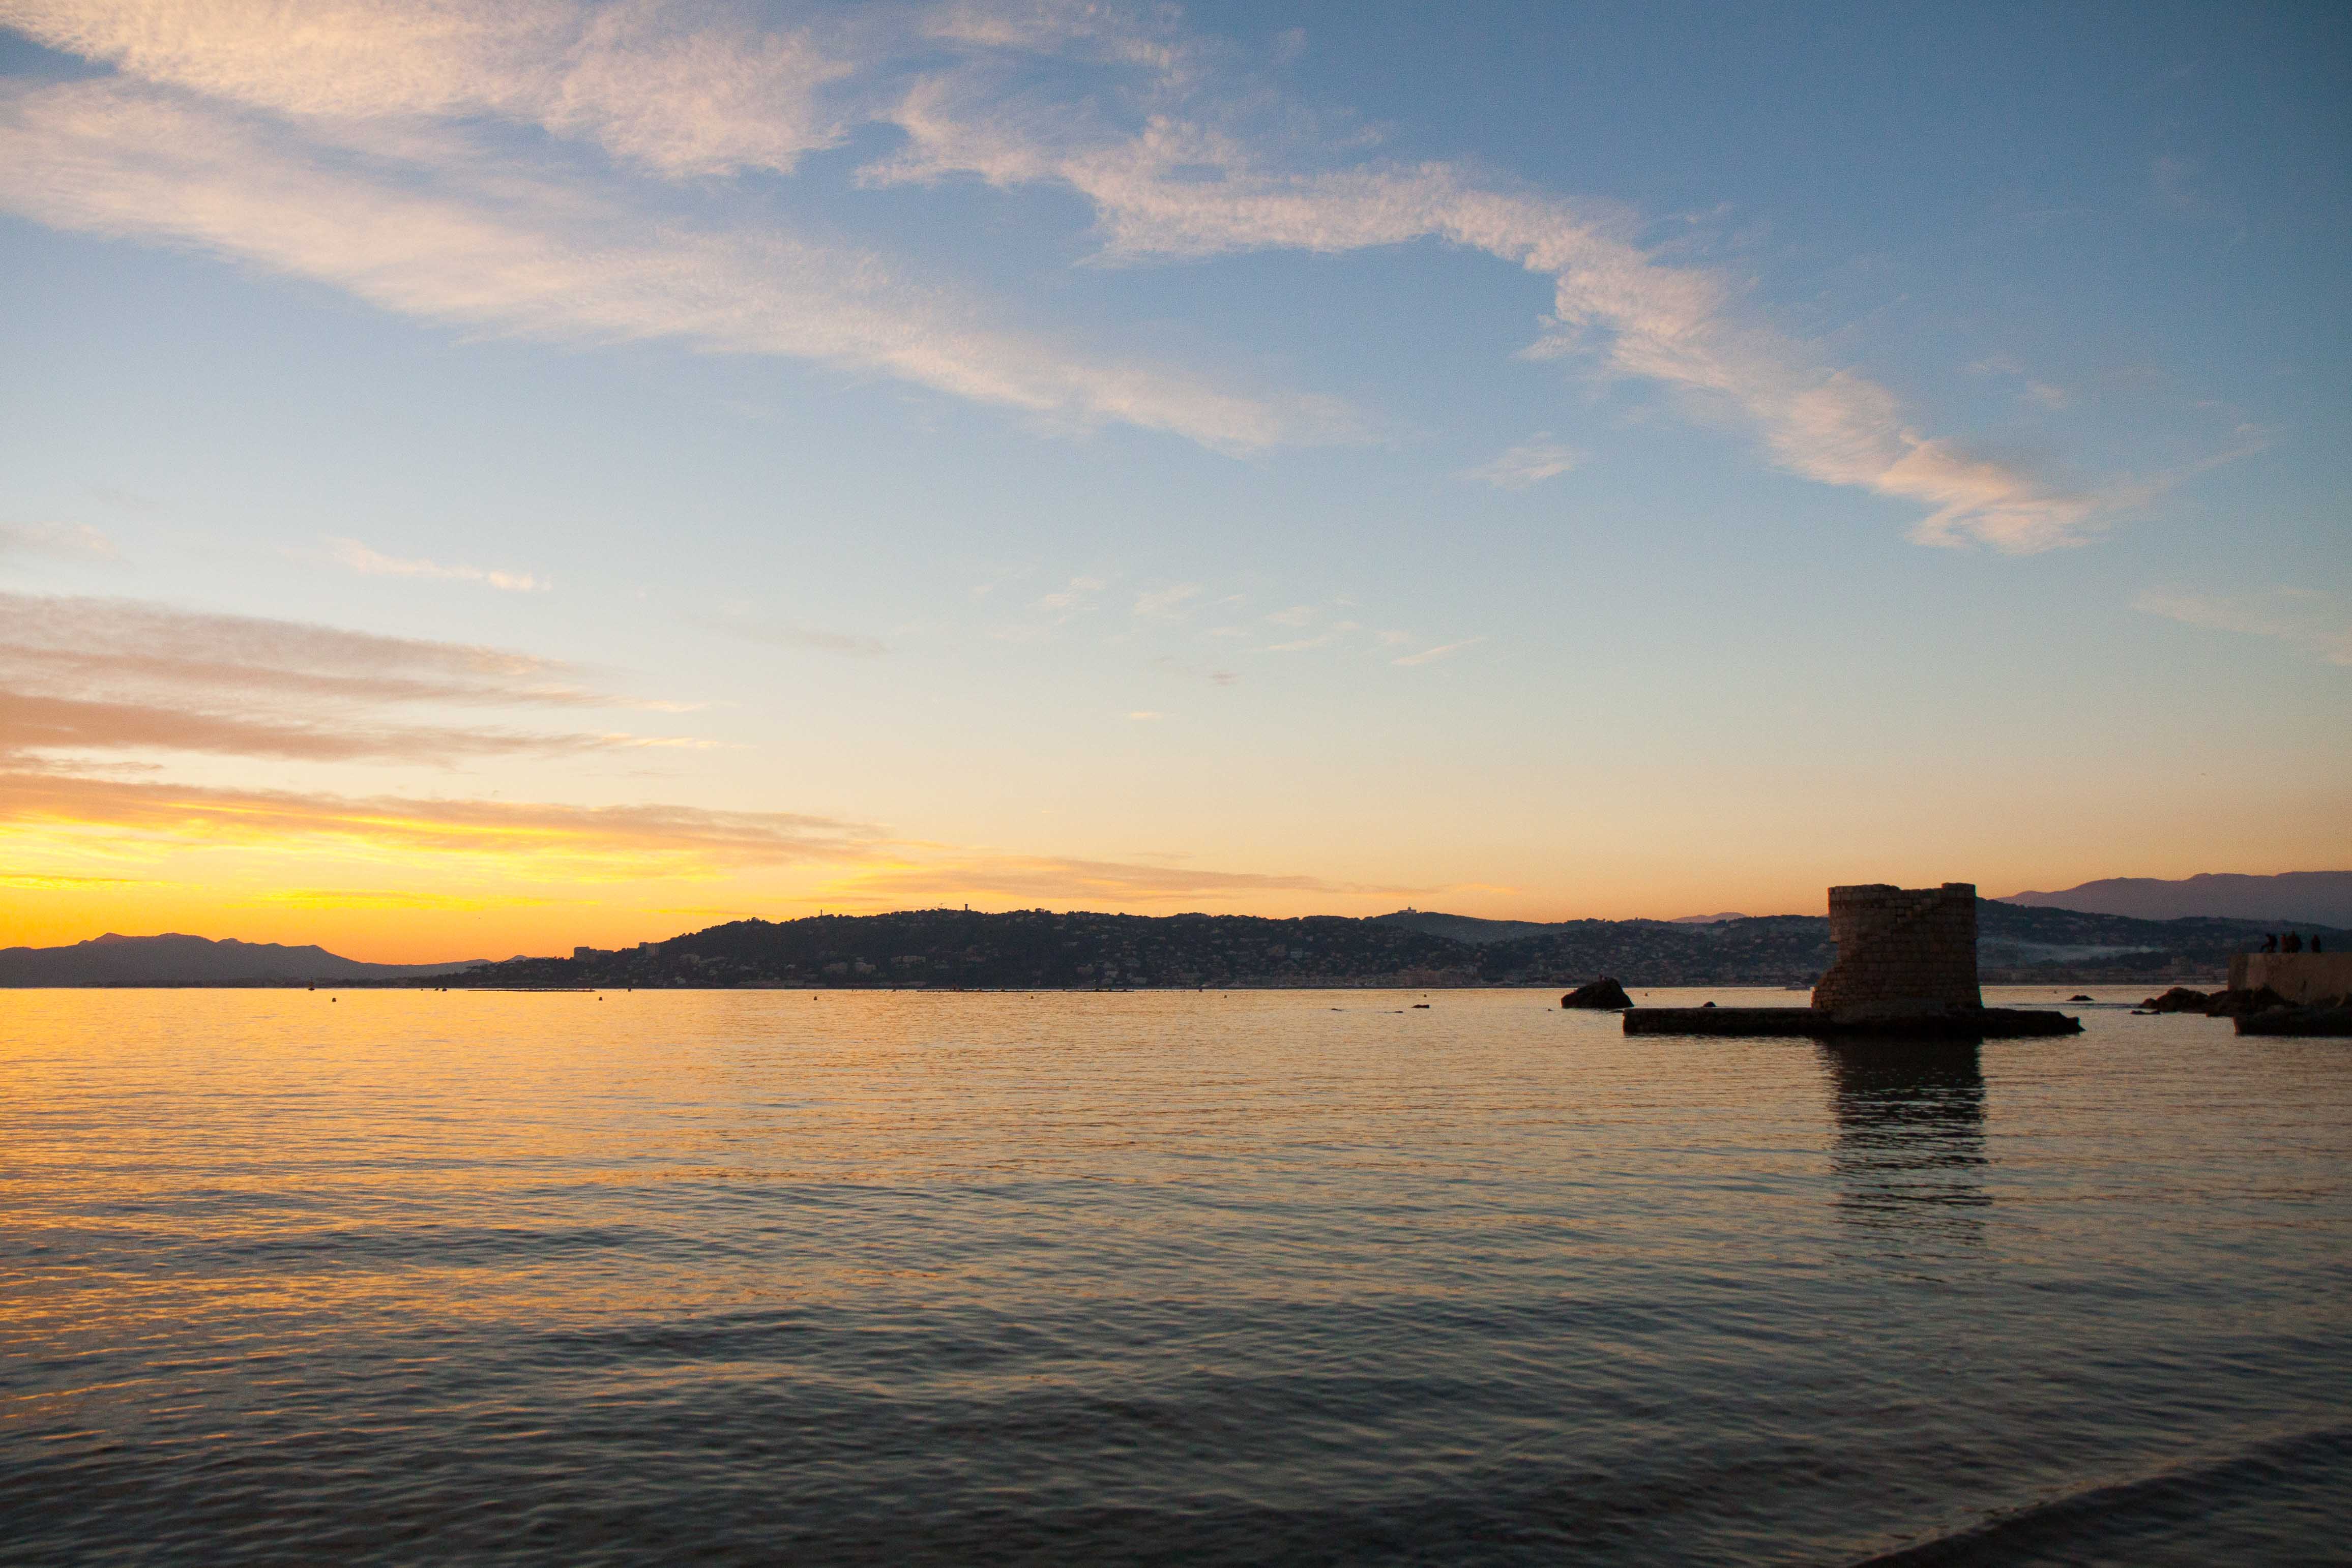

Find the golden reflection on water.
xmin=5 ymin=987 xmax=2352 ymax=1561
xmin=4 ymin=988 xmax=1830 ymax=1330
xmin=7 ymin=988 xmax=2352 ymax=1562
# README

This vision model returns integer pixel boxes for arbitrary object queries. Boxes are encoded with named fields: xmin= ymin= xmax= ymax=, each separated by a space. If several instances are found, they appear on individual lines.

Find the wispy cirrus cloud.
xmin=730 ymin=625 xmax=889 ymax=658
xmin=865 ymin=20 xmax=2133 ymax=550
xmin=242 ymin=887 xmax=562 ymax=911
xmin=1037 ymin=574 xmax=1107 ymax=611
xmin=0 ymin=593 xmax=700 ymax=768
xmin=1464 ymin=435 xmax=1580 ymax=491
xmin=818 ymin=851 xmax=1420 ymax=907
xmin=1 ymin=593 xmax=614 ymax=706
xmin=0 ymin=53 xmax=1355 ymax=452
xmin=2135 ymin=586 xmax=2352 ymax=666
xmin=330 ymin=537 xmax=546 ymax=593
xmin=0 ymin=0 xmax=2199 ymax=545
xmin=1265 ymin=622 xmax=1358 ymax=654
xmin=0 ymin=521 xmax=117 ymax=561
xmin=989 ymin=573 xmax=1109 ymax=640
xmin=703 ymin=603 xmax=889 ymax=658
xmin=3 ymin=0 xmax=851 ymax=177
xmin=0 ymin=689 xmax=673 ymax=764
xmin=1391 ymin=637 xmax=1484 ymax=667
xmin=1132 ymin=582 xmax=1200 ymax=619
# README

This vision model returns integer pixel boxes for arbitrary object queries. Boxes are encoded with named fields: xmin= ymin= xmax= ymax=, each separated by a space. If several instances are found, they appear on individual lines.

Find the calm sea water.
xmin=4 ymin=986 xmax=2348 ymax=1565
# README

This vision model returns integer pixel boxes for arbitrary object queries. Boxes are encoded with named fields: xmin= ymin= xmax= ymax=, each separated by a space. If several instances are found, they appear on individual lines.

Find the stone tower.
xmin=1810 ymin=883 xmax=1982 ymax=1016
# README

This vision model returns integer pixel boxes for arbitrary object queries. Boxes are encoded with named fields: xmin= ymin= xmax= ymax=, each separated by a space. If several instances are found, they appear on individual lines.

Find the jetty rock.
xmin=2206 ymin=986 xmax=2289 ymax=1018
xmin=1625 ymin=1004 xmax=2079 ymax=1040
xmin=1562 ymin=978 xmax=1633 ymax=1010
xmin=2236 ymin=1004 xmax=2352 ymax=1038
xmin=2139 ymin=987 xmax=2213 ymax=1013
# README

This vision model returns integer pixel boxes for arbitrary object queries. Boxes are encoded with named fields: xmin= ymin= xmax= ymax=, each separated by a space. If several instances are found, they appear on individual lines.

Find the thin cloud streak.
xmin=0 ymin=593 xmax=703 ymax=764
xmin=0 ymin=773 xmax=1398 ymax=904
xmin=2 ymin=594 xmax=568 ymax=696
xmin=2136 ymin=587 xmax=2352 ymax=666
xmin=330 ymin=537 xmax=546 ymax=592
xmin=0 ymin=691 xmax=664 ymax=765
xmin=1391 ymin=638 xmax=1483 ymax=667
xmin=0 ymin=72 xmax=1356 ymax=453
xmin=1464 ymin=435 xmax=1580 ymax=491
xmin=0 ymin=521 xmax=117 ymax=560
xmin=714 ymin=620 xmax=890 ymax=658
xmin=0 ymin=771 xmax=877 ymax=877
xmin=1132 ymin=583 xmax=1201 ymax=619
xmin=824 ymin=852 xmax=1422 ymax=906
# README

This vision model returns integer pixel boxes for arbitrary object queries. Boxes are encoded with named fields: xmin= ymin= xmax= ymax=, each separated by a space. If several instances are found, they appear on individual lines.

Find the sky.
xmin=1 ymin=0 xmax=2345 ymax=961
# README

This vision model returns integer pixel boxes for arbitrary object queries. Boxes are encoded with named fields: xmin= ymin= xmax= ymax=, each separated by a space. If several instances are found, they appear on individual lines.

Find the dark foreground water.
xmin=4 ymin=987 xmax=2348 ymax=1565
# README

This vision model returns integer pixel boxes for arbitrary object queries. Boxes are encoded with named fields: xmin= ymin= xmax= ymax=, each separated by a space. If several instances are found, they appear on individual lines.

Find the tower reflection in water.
xmin=1816 ymin=1041 xmax=1989 ymax=1243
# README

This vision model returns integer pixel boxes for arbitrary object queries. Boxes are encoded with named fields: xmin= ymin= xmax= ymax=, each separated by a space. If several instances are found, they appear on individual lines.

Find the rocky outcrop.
xmin=2206 ymin=986 xmax=2289 ymax=1018
xmin=1561 ymin=978 xmax=1633 ymax=1010
xmin=2138 ymin=987 xmax=2213 ymax=1013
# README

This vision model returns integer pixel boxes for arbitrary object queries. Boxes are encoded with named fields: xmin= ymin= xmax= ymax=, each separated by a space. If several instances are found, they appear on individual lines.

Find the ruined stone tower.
xmin=1810 ymin=883 xmax=1982 ymax=1016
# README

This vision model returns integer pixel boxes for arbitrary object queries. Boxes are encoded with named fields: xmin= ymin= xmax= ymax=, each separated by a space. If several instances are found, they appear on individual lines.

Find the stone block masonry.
xmin=1624 ymin=881 xmax=2077 ymax=1040
xmin=1811 ymin=883 xmax=1982 ymax=1015
xmin=2228 ymin=952 xmax=2352 ymax=1007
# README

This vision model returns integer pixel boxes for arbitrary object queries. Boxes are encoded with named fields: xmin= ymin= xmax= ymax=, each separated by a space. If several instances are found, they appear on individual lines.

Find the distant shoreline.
xmin=10 ymin=902 xmax=2308 ymax=990
xmin=5 ymin=975 xmax=2228 ymax=992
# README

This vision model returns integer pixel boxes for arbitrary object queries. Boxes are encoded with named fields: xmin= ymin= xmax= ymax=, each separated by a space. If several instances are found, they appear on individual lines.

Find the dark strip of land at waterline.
xmin=10 ymin=902 xmax=2341 ymax=989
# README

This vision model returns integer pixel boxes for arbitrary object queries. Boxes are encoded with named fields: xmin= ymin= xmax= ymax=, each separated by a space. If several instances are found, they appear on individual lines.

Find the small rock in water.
xmin=1561 ymin=978 xmax=1633 ymax=1011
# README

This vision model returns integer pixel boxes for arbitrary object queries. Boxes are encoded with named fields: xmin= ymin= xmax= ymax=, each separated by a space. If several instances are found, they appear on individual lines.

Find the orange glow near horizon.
xmin=6 ymin=736 xmax=2346 ymax=964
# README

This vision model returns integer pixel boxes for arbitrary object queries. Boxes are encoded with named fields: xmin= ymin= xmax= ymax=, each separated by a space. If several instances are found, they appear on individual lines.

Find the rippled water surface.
xmin=5 ymin=987 xmax=2349 ymax=1564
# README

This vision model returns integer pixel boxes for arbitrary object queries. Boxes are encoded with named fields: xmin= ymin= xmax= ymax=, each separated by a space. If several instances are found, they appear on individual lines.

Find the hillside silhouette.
xmin=440 ymin=902 xmax=2340 ymax=991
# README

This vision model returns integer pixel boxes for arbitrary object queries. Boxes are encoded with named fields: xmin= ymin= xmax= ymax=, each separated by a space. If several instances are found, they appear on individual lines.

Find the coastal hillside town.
xmin=421 ymin=902 xmax=2336 ymax=992
xmin=10 ymin=903 xmax=2339 ymax=991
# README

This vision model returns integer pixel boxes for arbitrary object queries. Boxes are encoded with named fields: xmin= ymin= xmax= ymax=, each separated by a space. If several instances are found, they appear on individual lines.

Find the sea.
xmin=4 ymin=986 xmax=2348 ymax=1565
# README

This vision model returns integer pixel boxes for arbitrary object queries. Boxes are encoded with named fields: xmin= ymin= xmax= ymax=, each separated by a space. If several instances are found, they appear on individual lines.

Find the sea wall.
xmin=1811 ymin=882 xmax=1982 ymax=1014
xmin=2227 ymin=952 xmax=2352 ymax=1005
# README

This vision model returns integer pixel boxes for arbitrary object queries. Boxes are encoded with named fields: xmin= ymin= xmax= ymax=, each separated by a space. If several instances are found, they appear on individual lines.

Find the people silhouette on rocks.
xmin=2284 ymin=932 xmax=2304 ymax=954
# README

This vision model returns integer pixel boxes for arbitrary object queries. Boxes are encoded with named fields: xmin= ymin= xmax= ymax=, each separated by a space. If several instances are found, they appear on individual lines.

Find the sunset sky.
xmin=2 ymin=2 xmax=2346 ymax=961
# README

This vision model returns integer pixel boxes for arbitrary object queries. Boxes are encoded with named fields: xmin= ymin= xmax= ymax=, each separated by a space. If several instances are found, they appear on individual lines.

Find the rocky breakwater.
xmin=1625 ymin=883 xmax=2081 ymax=1040
xmin=2139 ymin=955 xmax=2352 ymax=1036
xmin=2221 ymin=953 xmax=2352 ymax=1037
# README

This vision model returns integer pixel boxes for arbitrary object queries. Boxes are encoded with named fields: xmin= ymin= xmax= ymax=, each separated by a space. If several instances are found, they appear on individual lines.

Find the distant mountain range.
xmin=0 ymin=934 xmax=487 ymax=987
xmin=1997 ymin=872 xmax=2352 ymax=929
